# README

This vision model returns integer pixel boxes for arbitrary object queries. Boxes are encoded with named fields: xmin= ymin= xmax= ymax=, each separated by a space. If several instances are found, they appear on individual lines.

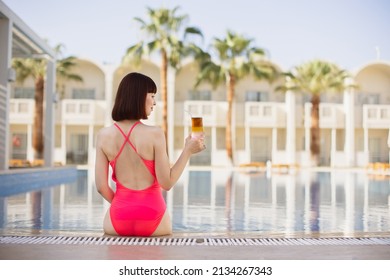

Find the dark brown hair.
xmin=112 ymin=72 xmax=157 ymax=121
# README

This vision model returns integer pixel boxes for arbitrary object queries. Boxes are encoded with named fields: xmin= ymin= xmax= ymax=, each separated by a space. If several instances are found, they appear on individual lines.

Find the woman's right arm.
xmin=154 ymin=127 xmax=204 ymax=191
xmin=95 ymin=131 xmax=114 ymax=203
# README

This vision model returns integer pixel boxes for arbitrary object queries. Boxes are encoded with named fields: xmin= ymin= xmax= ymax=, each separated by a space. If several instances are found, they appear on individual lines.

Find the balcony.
xmin=245 ymin=102 xmax=286 ymax=128
xmin=183 ymin=101 xmax=227 ymax=127
xmin=60 ymin=99 xmax=106 ymax=125
xmin=304 ymin=103 xmax=345 ymax=128
xmin=9 ymin=99 xmax=34 ymax=124
xmin=363 ymin=105 xmax=390 ymax=128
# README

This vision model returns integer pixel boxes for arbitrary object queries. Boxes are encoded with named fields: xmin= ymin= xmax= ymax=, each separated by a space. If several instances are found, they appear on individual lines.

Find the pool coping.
xmin=1 ymin=233 xmax=389 ymax=260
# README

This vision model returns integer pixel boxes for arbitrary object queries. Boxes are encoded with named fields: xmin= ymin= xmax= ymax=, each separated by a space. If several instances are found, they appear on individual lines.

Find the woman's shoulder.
xmin=96 ymin=125 xmax=116 ymax=144
xmin=97 ymin=125 xmax=115 ymax=136
xmin=139 ymin=123 xmax=165 ymax=144
xmin=140 ymin=123 xmax=163 ymax=134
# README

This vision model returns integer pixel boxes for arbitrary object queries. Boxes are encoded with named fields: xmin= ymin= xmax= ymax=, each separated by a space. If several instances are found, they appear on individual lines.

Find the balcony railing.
xmin=9 ymin=98 xmax=107 ymax=125
xmin=363 ymin=105 xmax=390 ymax=128
xmin=61 ymin=99 xmax=106 ymax=125
xmin=245 ymin=102 xmax=286 ymax=127
xmin=12 ymin=98 xmax=388 ymax=130
xmin=183 ymin=101 xmax=227 ymax=127
xmin=304 ymin=103 xmax=345 ymax=128
xmin=9 ymin=99 xmax=34 ymax=124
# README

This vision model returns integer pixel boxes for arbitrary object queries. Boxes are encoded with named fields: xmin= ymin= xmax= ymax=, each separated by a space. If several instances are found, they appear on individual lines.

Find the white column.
xmin=245 ymin=125 xmax=250 ymax=162
xmin=330 ymin=128 xmax=336 ymax=167
xmin=285 ymin=90 xmax=296 ymax=165
xmin=44 ymin=59 xmax=56 ymax=167
xmin=272 ymin=127 xmax=277 ymax=162
xmin=167 ymin=67 xmax=176 ymax=161
xmin=61 ymin=124 xmax=66 ymax=164
xmin=344 ymin=78 xmax=355 ymax=167
xmin=364 ymin=127 xmax=369 ymax=164
xmin=26 ymin=124 xmax=34 ymax=161
xmin=0 ymin=16 xmax=12 ymax=170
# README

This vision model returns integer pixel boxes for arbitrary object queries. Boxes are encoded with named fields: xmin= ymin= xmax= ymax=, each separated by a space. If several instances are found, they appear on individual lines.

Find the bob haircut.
xmin=112 ymin=72 xmax=157 ymax=121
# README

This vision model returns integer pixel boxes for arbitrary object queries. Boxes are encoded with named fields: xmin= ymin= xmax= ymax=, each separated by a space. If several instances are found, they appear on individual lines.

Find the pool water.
xmin=0 ymin=168 xmax=389 ymax=237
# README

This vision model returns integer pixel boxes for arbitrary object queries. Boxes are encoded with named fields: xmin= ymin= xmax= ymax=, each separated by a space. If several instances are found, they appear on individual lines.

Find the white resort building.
xmin=1 ymin=1 xmax=389 ymax=170
xmin=7 ymin=58 xmax=390 ymax=168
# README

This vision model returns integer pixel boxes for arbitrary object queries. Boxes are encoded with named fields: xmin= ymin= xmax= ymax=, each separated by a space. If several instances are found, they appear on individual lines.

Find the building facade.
xmin=8 ymin=58 xmax=390 ymax=168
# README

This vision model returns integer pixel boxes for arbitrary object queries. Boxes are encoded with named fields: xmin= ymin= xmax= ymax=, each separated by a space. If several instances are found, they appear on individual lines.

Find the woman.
xmin=95 ymin=72 xmax=205 ymax=236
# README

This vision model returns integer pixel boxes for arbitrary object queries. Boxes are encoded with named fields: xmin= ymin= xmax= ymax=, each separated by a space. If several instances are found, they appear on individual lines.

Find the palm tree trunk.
xmin=310 ymin=94 xmax=320 ymax=166
xmin=161 ymin=50 xmax=169 ymax=153
xmin=33 ymin=76 xmax=44 ymax=159
xmin=226 ymin=73 xmax=235 ymax=164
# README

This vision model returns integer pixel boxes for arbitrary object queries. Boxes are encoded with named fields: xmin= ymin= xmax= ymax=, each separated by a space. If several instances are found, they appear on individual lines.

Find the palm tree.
xmin=123 ymin=6 xmax=203 ymax=147
xmin=193 ymin=30 xmax=277 ymax=165
xmin=12 ymin=44 xmax=82 ymax=160
xmin=279 ymin=60 xmax=352 ymax=166
xmin=54 ymin=44 xmax=83 ymax=98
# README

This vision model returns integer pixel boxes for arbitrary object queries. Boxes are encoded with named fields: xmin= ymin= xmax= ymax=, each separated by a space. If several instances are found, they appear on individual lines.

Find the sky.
xmin=3 ymin=0 xmax=390 ymax=72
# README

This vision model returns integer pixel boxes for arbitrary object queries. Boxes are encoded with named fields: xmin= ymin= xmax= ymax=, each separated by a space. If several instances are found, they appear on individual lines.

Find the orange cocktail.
xmin=191 ymin=117 xmax=203 ymax=138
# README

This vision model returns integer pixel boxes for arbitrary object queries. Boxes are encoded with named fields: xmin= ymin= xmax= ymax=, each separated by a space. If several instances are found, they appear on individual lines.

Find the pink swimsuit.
xmin=109 ymin=121 xmax=166 ymax=236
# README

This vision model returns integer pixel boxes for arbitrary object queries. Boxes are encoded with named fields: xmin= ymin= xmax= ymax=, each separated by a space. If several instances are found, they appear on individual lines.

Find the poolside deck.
xmin=1 ymin=232 xmax=389 ymax=260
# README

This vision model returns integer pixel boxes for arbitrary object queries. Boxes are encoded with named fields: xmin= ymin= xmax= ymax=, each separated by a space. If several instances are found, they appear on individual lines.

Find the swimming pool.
xmin=0 ymin=167 xmax=389 ymax=237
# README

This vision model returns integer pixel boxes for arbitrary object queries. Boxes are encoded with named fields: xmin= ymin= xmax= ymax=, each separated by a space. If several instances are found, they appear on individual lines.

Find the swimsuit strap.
xmin=113 ymin=121 xmax=141 ymax=160
xmin=112 ymin=121 xmax=156 ymax=181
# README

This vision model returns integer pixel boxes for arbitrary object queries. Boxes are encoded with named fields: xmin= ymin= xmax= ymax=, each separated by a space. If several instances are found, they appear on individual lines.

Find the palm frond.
xmin=122 ymin=42 xmax=145 ymax=64
xmin=287 ymin=59 xmax=351 ymax=95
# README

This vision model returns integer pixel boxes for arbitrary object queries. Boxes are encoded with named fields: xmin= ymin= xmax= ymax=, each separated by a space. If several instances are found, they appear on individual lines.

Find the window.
xmin=357 ymin=92 xmax=380 ymax=105
xmin=245 ymin=91 xmax=269 ymax=102
xmin=250 ymin=136 xmax=270 ymax=162
xmin=72 ymin=88 xmax=95 ymax=99
xmin=67 ymin=134 xmax=88 ymax=164
xmin=13 ymin=87 xmax=34 ymax=99
xmin=188 ymin=90 xmax=211 ymax=100
xmin=369 ymin=138 xmax=381 ymax=162
xmin=11 ymin=133 xmax=27 ymax=159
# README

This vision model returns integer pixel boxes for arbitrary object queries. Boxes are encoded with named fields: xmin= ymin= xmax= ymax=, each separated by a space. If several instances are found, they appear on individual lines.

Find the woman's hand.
xmin=184 ymin=133 xmax=206 ymax=155
xmin=155 ymin=129 xmax=206 ymax=190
